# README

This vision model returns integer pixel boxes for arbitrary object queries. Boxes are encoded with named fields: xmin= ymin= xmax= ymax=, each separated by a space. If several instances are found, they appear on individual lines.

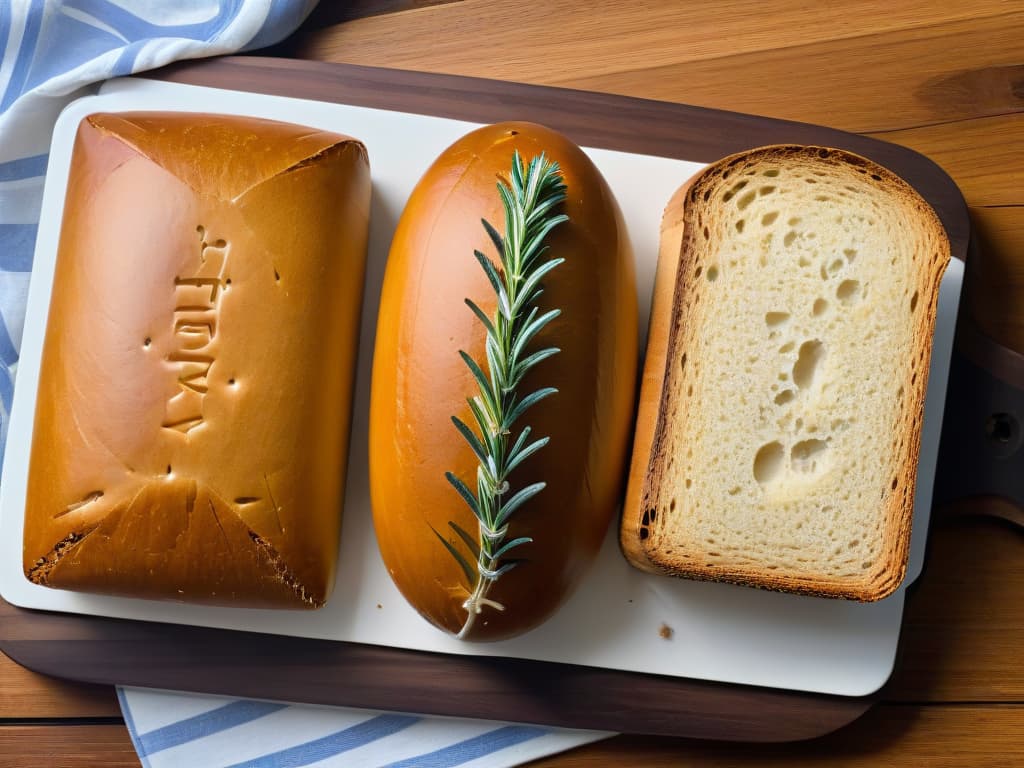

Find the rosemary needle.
xmin=440 ymin=150 xmax=568 ymax=639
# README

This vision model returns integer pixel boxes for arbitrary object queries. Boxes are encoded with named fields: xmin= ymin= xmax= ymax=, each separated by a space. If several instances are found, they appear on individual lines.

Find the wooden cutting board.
xmin=0 ymin=56 xmax=971 ymax=742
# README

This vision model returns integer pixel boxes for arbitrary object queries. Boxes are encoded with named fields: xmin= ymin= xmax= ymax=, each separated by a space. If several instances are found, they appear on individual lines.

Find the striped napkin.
xmin=0 ymin=2 xmax=610 ymax=766
xmin=119 ymin=689 xmax=605 ymax=768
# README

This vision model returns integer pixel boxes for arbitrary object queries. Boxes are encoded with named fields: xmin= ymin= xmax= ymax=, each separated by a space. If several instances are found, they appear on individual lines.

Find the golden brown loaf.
xmin=621 ymin=145 xmax=950 ymax=601
xmin=23 ymin=112 xmax=370 ymax=608
xmin=369 ymin=122 xmax=638 ymax=640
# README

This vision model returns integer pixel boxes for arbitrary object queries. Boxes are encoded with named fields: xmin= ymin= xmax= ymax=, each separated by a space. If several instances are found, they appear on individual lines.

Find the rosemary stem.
xmin=457 ymin=555 xmax=499 ymax=639
xmin=444 ymin=151 xmax=567 ymax=638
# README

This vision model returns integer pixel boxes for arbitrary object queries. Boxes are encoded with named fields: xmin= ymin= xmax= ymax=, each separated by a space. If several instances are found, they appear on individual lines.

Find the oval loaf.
xmin=370 ymin=121 xmax=638 ymax=640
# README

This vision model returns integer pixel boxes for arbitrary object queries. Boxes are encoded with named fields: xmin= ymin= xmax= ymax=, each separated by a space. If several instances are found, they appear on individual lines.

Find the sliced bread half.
xmin=621 ymin=145 xmax=950 ymax=601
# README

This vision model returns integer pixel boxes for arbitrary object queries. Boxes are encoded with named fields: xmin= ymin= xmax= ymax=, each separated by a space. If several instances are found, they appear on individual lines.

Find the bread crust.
xmin=22 ymin=113 xmax=370 ymax=608
xmin=369 ymin=122 xmax=638 ymax=640
xmin=621 ymin=145 xmax=950 ymax=601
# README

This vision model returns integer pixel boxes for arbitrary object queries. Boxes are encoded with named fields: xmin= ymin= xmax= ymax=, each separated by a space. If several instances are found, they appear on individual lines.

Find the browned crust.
xmin=621 ymin=145 xmax=951 ymax=601
xmin=21 ymin=113 xmax=370 ymax=608
xmin=369 ymin=122 xmax=638 ymax=640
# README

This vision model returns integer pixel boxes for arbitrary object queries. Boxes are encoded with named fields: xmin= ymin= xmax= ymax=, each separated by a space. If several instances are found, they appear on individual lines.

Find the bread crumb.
xmin=659 ymin=623 xmax=674 ymax=640
xmin=376 ymin=603 xmax=382 ymax=609
xmin=627 ymin=146 xmax=949 ymax=602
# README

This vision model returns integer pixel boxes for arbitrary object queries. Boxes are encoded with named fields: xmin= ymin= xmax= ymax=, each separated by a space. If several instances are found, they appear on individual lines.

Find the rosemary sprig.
xmin=441 ymin=150 xmax=568 ymax=639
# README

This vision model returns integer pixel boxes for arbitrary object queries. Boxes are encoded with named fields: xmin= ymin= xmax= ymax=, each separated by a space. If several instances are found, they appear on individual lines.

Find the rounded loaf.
xmin=23 ymin=112 xmax=370 ymax=608
xmin=369 ymin=122 xmax=638 ymax=641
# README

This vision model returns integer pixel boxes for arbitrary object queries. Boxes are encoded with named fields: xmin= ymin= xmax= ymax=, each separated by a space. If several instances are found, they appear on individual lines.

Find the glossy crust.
xmin=369 ymin=122 xmax=637 ymax=640
xmin=22 ymin=112 xmax=370 ymax=608
xmin=621 ymin=145 xmax=950 ymax=601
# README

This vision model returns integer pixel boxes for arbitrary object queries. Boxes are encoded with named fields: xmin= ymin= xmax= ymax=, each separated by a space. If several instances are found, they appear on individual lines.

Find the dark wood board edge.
xmin=0 ymin=599 xmax=872 ymax=742
xmin=0 ymin=55 xmax=967 ymax=742
xmin=151 ymin=56 xmax=970 ymax=259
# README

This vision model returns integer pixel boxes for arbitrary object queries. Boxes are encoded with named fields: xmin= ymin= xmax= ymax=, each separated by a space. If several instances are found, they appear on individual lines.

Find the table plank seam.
xmin=864 ymin=110 xmax=1024 ymax=137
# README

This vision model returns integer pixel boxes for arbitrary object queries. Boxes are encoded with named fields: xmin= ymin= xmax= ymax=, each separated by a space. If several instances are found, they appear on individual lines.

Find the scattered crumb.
xmin=659 ymin=623 xmax=674 ymax=640
xmin=376 ymin=603 xmax=382 ymax=609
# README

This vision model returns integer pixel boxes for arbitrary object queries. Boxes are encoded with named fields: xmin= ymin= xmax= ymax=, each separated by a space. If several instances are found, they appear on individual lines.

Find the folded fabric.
xmin=120 ymin=689 xmax=607 ymax=768
xmin=1 ymin=2 xmax=611 ymax=765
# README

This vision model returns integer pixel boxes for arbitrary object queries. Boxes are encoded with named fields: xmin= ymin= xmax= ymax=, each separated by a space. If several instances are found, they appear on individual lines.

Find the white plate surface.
xmin=0 ymin=78 xmax=963 ymax=697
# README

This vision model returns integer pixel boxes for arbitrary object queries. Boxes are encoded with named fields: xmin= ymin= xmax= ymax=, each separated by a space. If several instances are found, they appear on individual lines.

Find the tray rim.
xmin=0 ymin=79 xmax=949 ymax=691
xmin=0 ymin=55 xmax=971 ymax=742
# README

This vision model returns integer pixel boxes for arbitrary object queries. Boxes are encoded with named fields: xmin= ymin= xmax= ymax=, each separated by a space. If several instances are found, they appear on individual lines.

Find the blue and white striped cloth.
xmin=1 ymin=2 xmax=609 ymax=765
xmin=119 ymin=689 xmax=605 ymax=767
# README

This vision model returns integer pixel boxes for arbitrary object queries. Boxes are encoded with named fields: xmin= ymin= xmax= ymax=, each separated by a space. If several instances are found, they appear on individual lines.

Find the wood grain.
xmin=569 ymin=27 xmax=1024 ymax=135
xmin=529 ymin=705 xmax=1024 ymax=767
xmin=1 ymin=705 xmax=1021 ymax=768
xmin=0 ymin=652 xmax=119 ymax=718
xmin=874 ymin=116 xmax=1024 ymax=208
xmin=298 ymin=0 xmax=1024 ymax=133
xmin=297 ymin=0 xmax=461 ymax=29
xmin=0 ymin=725 xmax=139 ymax=768
xmin=968 ymin=207 xmax=1024 ymax=350
xmin=887 ymin=520 xmax=1024 ymax=702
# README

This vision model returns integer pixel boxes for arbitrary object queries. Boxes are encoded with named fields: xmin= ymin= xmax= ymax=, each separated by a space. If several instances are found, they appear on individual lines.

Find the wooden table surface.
xmin=2 ymin=2 xmax=1022 ymax=765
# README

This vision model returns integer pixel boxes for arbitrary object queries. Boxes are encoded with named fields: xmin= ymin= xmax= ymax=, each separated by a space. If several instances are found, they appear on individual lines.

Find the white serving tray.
xmin=0 ymin=77 xmax=963 ymax=698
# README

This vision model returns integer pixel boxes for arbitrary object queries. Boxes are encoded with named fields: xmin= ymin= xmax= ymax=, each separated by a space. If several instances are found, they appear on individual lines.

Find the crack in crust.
xmin=248 ymin=531 xmax=321 ymax=608
xmin=27 ymin=527 xmax=100 ymax=585
xmin=30 ymin=485 xmax=320 ymax=607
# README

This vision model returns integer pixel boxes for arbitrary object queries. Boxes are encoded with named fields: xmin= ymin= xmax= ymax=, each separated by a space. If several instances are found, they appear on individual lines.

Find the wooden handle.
xmin=933 ymin=231 xmax=1024 ymax=528
xmin=933 ymin=325 xmax=1024 ymax=528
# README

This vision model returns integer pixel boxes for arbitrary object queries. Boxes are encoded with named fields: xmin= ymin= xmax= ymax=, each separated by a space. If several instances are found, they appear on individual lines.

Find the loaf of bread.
xmin=22 ymin=112 xmax=370 ymax=608
xmin=621 ymin=145 xmax=950 ymax=601
xmin=370 ymin=122 xmax=638 ymax=640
